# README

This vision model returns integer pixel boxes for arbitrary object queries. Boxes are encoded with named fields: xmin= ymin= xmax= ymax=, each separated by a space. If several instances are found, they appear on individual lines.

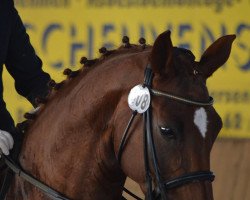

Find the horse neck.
xmin=16 ymin=50 xmax=149 ymax=199
xmin=72 ymin=50 xmax=149 ymax=135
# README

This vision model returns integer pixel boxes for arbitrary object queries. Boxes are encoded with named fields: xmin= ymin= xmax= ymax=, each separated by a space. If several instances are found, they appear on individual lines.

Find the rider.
xmin=0 ymin=0 xmax=50 ymax=158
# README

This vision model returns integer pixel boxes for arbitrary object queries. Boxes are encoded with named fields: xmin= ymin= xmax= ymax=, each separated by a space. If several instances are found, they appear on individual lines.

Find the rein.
xmin=3 ymin=155 xmax=70 ymax=200
xmin=119 ymin=66 xmax=215 ymax=200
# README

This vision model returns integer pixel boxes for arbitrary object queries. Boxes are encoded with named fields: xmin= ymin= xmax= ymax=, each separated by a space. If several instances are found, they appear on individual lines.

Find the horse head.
xmin=113 ymin=31 xmax=235 ymax=200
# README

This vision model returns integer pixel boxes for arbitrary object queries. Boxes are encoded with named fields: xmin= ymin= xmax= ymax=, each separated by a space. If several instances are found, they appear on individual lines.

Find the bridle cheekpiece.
xmin=119 ymin=65 xmax=215 ymax=200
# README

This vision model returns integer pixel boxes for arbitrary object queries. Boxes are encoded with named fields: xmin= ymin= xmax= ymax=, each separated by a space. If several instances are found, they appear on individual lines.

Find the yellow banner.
xmin=3 ymin=0 xmax=250 ymax=137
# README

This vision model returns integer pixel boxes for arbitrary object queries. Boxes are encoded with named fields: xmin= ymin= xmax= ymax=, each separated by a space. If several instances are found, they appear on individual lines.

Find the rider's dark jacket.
xmin=0 ymin=0 xmax=50 ymax=133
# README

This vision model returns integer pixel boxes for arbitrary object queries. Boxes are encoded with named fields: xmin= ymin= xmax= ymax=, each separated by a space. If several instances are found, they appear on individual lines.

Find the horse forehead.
xmin=193 ymin=107 xmax=208 ymax=138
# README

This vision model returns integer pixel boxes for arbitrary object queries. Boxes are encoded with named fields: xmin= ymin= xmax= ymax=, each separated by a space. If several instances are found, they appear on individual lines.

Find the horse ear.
xmin=150 ymin=30 xmax=174 ymax=75
xmin=199 ymin=34 xmax=236 ymax=78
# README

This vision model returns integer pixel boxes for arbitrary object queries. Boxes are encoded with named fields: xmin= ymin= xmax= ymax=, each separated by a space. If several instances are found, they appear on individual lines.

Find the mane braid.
xmin=20 ymin=41 xmax=150 ymax=132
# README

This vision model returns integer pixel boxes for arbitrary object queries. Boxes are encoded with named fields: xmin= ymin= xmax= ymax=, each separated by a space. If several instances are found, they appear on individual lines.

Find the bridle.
xmin=118 ymin=65 xmax=215 ymax=200
xmin=2 ymin=65 xmax=215 ymax=200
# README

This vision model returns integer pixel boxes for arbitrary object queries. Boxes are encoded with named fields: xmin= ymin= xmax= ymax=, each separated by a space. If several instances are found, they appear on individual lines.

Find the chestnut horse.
xmin=5 ymin=31 xmax=235 ymax=200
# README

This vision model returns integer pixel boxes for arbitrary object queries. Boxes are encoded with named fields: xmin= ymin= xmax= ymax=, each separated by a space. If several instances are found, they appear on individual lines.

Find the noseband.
xmin=118 ymin=66 xmax=215 ymax=200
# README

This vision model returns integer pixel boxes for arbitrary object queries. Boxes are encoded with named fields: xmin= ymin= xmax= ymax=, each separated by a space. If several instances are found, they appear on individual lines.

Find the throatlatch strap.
xmin=117 ymin=111 xmax=138 ymax=164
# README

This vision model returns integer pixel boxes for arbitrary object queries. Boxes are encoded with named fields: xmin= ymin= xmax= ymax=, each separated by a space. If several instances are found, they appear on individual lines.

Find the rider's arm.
xmin=4 ymin=3 xmax=50 ymax=107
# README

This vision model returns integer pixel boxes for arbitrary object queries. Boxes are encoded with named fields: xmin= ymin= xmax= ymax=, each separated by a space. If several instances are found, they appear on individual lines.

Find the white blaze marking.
xmin=194 ymin=107 xmax=208 ymax=138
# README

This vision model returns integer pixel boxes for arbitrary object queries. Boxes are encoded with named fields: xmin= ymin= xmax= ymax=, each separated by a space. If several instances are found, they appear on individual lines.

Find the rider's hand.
xmin=0 ymin=130 xmax=14 ymax=156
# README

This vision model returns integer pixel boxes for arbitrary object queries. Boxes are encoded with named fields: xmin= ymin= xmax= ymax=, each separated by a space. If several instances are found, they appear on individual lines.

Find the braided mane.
xmin=18 ymin=37 xmax=150 ymax=132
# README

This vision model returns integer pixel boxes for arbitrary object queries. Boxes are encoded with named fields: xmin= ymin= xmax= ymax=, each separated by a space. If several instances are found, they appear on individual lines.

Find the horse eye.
xmin=159 ymin=126 xmax=175 ymax=139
